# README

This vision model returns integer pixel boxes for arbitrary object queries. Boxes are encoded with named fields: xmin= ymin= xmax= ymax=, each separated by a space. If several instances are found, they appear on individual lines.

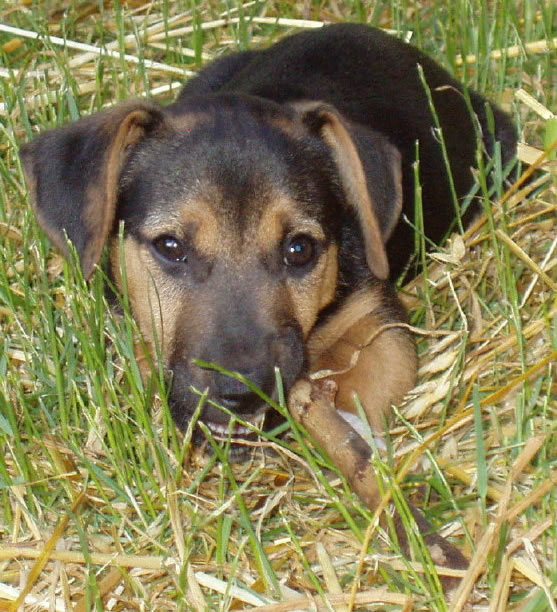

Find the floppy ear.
xmin=20 ymin=100 xmax=165 ymax=279
xmin=293 ymin=102 xmax=402 ymax=280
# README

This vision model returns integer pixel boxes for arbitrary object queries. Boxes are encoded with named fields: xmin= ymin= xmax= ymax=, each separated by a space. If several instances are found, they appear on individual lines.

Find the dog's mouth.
xmin=169 ymin=364 xmax=297 ymax=453
xmin=201 ymin=412 xmax=266 ymax=441
xmin=188 ymin=404 xmax=276 ymax=456
xmin=190 ymin=411 xmax=273 ymax=460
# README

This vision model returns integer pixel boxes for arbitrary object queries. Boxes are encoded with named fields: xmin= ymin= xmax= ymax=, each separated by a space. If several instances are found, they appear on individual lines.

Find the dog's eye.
xmin=283 ymin=234 xmax=316 ymax=268
xmin=152 ymin=235 xmax=188 ymax=263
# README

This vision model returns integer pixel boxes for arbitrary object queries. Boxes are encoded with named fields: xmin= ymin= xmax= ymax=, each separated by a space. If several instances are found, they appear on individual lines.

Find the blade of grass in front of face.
xmin=108 ymin=230 xmax=189 ymax=484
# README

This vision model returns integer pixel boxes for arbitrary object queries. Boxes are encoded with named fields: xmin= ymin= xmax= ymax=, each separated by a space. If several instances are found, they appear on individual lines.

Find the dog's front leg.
xmin=307 ymin=288 xmax=417 ymax=433
xmin=288 ymin=377 xmax=469 ymax=591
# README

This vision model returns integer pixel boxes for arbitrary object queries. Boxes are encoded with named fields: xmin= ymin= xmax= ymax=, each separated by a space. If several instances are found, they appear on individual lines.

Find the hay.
xmin=0 ymin=2 xmax=555 ymax=610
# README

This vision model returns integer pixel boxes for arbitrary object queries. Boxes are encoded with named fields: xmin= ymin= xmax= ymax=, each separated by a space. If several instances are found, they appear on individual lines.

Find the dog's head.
xmin=20 ymin=94 xmax=402 ymax=436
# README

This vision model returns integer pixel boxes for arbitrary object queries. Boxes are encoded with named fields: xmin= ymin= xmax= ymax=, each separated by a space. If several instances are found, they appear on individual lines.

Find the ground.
xmin=0 ymin=1 xmax=555 ymax=611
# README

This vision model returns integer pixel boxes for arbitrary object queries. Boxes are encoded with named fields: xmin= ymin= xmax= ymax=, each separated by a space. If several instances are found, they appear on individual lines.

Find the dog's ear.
xmin=294 ymin=102 xmax=402 ymax=280
xmin=20 ymin=100 xmax=165 ymax=279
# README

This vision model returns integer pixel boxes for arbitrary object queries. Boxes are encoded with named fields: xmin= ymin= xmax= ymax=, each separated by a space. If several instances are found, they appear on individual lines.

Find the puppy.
xmin=20 ymin=23 xmax=517 ymax=441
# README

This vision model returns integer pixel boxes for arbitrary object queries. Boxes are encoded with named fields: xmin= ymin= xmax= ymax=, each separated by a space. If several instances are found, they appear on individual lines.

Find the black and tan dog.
xmin=20 ymin=24 xmax=517 ymax=442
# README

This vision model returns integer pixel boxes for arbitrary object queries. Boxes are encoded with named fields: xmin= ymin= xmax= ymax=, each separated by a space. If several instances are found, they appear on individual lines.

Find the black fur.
xmin=179 ymin=23 xmax=517 ymax=277
xmin=20 ymin=23 xmax=517 ymax=430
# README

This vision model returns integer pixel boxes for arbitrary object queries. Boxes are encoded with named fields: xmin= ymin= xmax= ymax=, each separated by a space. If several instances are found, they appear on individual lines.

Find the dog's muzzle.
xmin=168 ymin=323 xmax=305 ymax=446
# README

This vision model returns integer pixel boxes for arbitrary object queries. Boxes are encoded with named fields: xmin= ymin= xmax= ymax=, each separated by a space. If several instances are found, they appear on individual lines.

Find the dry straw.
xmin=0 ymin=3 xmax=555 ymax=611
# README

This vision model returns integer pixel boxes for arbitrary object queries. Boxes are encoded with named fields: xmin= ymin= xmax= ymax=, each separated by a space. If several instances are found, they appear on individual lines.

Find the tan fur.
xmin=269 ymin=113 xmax=310 ymax=140
xmin=285 ymin=243 xmax=338 ymax=336
xmin=308 ymin=289 xmax=417 ymax=431
xmin=319 ymin=111 xmax=390 ymax=280
xmin=177 ymin=195 xmax=222 ymax=257
xmin=315 ymin=243 xmax=339 ymax=311
xmin=254 ymin=198 xmax=338 ymax=335
xmin=110 ymin=192 xmax=341 ymax=363
xmin=110 ymin=236 xmax=185 ymax=357
xmin=24 ymin=94 xmax=416 ymax=436
xmin=291 ymin=102 xmax=394 ymax=280
xmin=256 ymin=198 xmax=326 ymax=249
xmin=82 ymin=107 xmax=161 ymax=277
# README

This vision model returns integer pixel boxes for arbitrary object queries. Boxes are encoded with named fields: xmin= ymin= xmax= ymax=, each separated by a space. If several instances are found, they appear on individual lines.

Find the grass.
xmin=0 ymin=1 xmax=556 ymax=610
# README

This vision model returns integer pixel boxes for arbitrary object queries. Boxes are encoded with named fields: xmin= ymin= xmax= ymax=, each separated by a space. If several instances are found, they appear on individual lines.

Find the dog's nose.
xmin=213 ymin=367 xmax=275 ymax=415
xmin=217 ymin=390 xmax=264 ymax=414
